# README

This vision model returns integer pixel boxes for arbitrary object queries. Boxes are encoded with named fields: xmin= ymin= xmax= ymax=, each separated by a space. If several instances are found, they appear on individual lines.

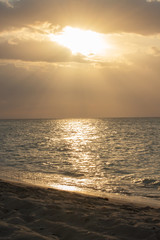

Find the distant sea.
xmin=0 ymin=118 xmax=160 ymax=206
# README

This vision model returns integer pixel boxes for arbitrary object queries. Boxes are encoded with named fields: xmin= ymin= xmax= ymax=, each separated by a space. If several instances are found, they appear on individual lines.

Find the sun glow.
xmin=49 ymin=26 xmax=110 ymax=56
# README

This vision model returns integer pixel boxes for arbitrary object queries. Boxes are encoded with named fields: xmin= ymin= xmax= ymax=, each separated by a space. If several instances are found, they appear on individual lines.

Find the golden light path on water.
xmin=48 ymin=119 xmax=111 ymax=195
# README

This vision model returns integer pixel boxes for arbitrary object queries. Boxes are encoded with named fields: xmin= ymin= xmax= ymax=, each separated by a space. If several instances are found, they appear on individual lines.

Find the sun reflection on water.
xmin=61 ymin=119 xmax=100 ymax=171
xmin=51 ymin=119 xmax=104 ymax=192
xmin=50 ymin=183 xmax=80 ymax=192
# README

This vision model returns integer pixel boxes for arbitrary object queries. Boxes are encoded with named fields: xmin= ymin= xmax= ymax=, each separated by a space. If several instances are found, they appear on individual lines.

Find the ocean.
xmin=0 ymin=118 xmax=160 ymax=206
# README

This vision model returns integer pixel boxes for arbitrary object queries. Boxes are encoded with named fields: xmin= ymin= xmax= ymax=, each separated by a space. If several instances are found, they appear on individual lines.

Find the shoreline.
xmin=0 ymin=178 xmax=160 ymax=240
xmin=1 ymin=174 xmax=160 ymax=209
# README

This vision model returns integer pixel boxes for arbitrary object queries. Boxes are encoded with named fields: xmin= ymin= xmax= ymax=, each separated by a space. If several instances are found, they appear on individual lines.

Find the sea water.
xmin=0 ymin=118 xmax=160 ymax=206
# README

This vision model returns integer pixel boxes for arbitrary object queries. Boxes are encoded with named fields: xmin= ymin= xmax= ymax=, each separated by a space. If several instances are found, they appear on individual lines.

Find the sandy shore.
xmin=0 ymin=179 xmax=160 ymax=240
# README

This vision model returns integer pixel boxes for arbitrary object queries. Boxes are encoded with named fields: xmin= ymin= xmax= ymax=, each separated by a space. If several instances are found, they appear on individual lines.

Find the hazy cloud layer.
xmin=0 ymin=0 xmax=160 ymax=34
xmin=0 ymin=54 xmax=160 ymax=118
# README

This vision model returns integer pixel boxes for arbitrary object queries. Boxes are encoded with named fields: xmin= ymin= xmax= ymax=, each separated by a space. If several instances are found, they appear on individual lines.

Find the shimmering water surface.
xmin=0 ymin=118 xmax=160 ymax=204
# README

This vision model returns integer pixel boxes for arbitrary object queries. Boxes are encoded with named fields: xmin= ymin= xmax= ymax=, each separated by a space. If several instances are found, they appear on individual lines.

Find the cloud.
xmin=0 ymin=40 xmax=70 ymax=62
xmin=0 ymin=0 xmax=13 ymax=8
xmin=0 ymin=38 xmax=89 ymax=63
xmin=150 ymin=46 xmax=160 ymax=56
xmin=147 ymin=0 xmax=160 ymax=2
xmin=0 ymin=0 xmax=160 ymax=34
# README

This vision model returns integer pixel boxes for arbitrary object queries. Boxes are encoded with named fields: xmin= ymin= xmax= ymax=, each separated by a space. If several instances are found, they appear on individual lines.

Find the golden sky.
xmin=0 ymin=0 xmax=160 ymax=118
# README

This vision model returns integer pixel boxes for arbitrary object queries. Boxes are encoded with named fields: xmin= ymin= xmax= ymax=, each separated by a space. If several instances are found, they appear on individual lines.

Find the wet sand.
xmin=0 ymin=179 xmax=160 ymax=240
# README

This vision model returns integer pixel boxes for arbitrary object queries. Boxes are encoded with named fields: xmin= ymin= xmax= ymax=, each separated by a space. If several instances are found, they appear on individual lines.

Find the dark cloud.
xmin=0 ymin=0 xmax=160 ymax=34
xmin=0 ymin=40 xmax=88 ymax=63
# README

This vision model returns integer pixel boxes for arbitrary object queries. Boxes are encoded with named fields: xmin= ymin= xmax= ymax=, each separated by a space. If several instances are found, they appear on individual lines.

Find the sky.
xmin=0 ymin=0 xmax=160 ymax=119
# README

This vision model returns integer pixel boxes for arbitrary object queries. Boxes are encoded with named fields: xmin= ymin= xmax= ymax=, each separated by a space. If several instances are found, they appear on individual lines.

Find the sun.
xmin=49 ymin=26 xmax=110 ymax=56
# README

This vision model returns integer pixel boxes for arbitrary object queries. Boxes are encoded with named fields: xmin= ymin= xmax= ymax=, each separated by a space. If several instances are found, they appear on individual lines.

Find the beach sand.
xmin=0 ymin=179 xmax=160 ymax=240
